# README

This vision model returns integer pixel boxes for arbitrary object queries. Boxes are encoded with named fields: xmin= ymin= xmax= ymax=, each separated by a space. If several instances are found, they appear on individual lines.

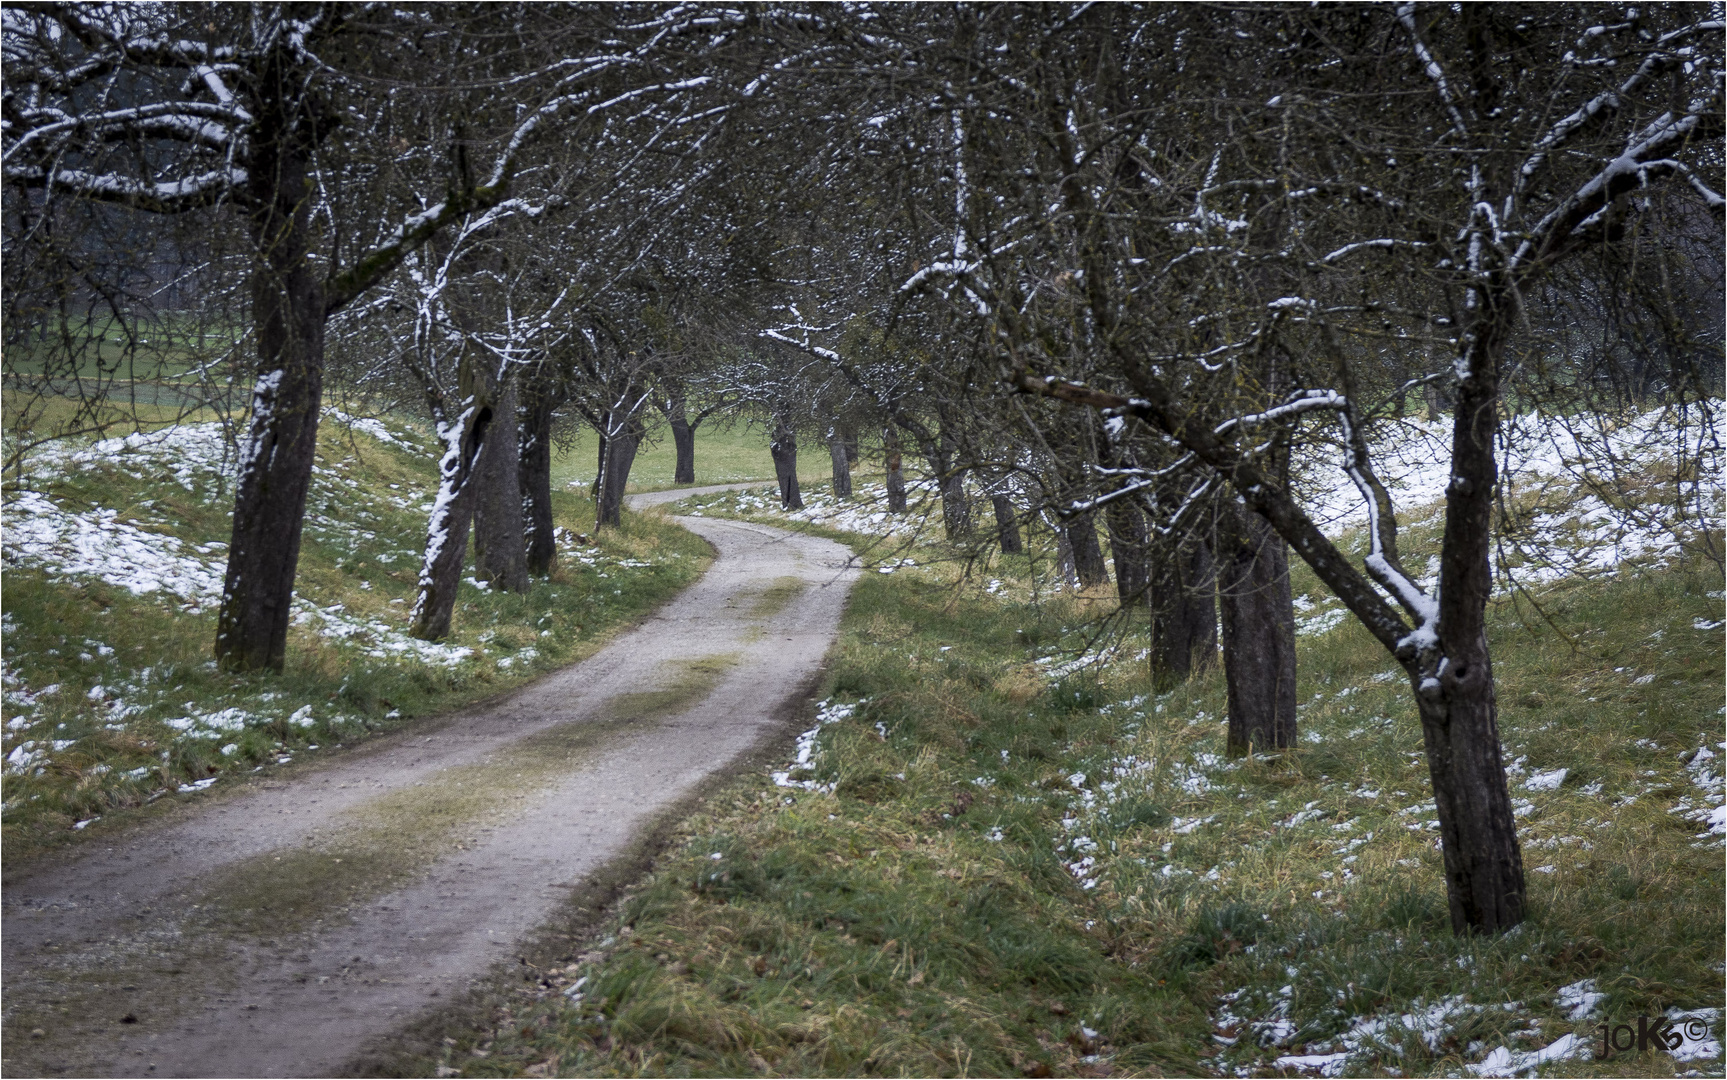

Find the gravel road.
xmin=1 ymin=494 xmax=857 ymax=1077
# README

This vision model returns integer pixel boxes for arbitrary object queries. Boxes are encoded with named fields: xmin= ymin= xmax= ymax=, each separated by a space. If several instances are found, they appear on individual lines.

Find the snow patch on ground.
xmin=1465 ymin=1032 xmax=1592 ymax=1077
xmin=681 ymin=481 xmax=941 ymax=558
xmin=1299 ymin=405 xmax=1722 ymax=590
xmin=3 ymin=489 xmax=225 ymax=604
xmin=325 ymin=409 xmax=426 ymax=454
xmin=4 ymin=419 xmax=477 ymax=670
xmin=770 ymin=698 xmax=861 ymax=794
xmin=1671 ymin=742 xmax=1727 ymax=840
xmin=291 ymin=601 xmax=473 ymax=667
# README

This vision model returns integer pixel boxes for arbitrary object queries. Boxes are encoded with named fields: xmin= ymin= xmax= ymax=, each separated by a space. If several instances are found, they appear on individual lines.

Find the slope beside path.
xmin=1 ymin=500 xmax=858 ymax=1078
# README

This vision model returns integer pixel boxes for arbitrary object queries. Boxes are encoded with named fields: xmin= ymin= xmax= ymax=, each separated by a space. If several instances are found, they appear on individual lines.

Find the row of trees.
xmin=6 ymin=3 xmax=1721 ymax=935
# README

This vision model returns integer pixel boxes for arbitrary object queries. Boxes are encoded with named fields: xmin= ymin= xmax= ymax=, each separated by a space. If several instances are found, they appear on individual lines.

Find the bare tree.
xmin=3 ymin=3 xmax=721 ymax=668
xmin=989 ymin=3 xmax=1723 ymax=932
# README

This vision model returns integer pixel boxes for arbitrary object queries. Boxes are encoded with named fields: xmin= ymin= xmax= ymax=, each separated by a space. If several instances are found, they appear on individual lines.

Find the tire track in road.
xmin=1 ymin=497 xmax=857 ymax=1078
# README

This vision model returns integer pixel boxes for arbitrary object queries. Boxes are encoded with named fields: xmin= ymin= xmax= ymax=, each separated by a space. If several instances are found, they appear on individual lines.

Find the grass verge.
xmin=401 ymin=495 xmax=1722 ymax=1077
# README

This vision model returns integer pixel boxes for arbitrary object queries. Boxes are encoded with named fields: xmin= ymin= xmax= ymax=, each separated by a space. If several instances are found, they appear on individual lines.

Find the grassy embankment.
xmin=407 ymin=477 xmax=1723 ymax=1078
xmin=0 ymin=407 xmax=716 ymax=862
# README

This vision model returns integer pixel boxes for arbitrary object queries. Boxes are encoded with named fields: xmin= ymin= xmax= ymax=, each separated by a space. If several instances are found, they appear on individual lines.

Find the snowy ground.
xmin=1298 ymin=405 xmax=1722 ymax=582
xmin=0 ymin=413 xmax=679 ymax=804
xmin=683 ymin=479 xmax=943 ymax=550
xmin=2 ymin=419 xmax=472 ymax=663
xmin=776 ymin=634 xmax=1725 ymax=1077
xmin=1046 ymin=684 xmax=1724 ymax=1077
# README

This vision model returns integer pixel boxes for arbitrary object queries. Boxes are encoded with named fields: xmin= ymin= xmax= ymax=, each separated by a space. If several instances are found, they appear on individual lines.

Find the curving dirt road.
xmin=1 ymin=494 xmax=856 ymax=1078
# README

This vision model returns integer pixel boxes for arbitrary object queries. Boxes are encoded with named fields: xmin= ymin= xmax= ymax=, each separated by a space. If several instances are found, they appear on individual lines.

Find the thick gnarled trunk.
xmin=655 ymin=382 xmax=698 ymax=485
xmin=519 ymin=374 xmax=557 ymax=577
xmin=1419 ymin=320 xmax=1525 ymax=934
xmin=1416 ymin=665 xmax=1523 ymax=932
xmin=828 ymin=432 xmax=852 ymax=498
xmin=472 ymin=377 xmax=528 ymax=592
xmin=1218 ymin=501 xmax=1297 ymax=755
xmin=1065 ymin=514 xmax=1108 ymax=588
xmin=771 ymin=420 xmax=803 ymax=510
xmin=410 ymin=403 xmax=489 ymax=641
xmin=671 ymin=416 xmax=696 ymax=484
xmin=596 ymin=410 xmax=644 ymax=528
xmin=215 ymin=131 xmax=323 ymax=673
xmin=1150 ymin=531 xmax=1216 ymax=689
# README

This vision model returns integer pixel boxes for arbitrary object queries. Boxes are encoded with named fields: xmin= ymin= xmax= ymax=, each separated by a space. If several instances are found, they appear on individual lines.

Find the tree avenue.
xmin=5 ymin=2 xmax=1720 ymax=936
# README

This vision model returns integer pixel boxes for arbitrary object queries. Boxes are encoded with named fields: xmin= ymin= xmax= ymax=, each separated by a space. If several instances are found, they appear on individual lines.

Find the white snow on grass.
xmin=4 ymin=418 xmax=478 ymax=669
xmin=770 ymin=698 xmax=862 ymax=794
xmin=776 ymin=481 xmax=940 ymax=540
xmin=3 ymin=489 xmax=225 ymax=604
xmin=1300 ymin=405 xmax=1722 ymax=589
xmin=683 ymin=409 xmax=1720 ymax=615
xmin=1671 ymin=741 xmax=1727 ymax=841
xmin=1256 ymin=993 xmax=1540 ymax=1075
xmin=1554 ymin=977 xmax=1605 ymax=1021
xmin=677 ymin=481 xmax=941 ymax=553
xmin=324 ymin=409 xmax=427 ymax=454
xmin=1465 ymin=1031 xmax=1592 ymax=1077
xmin=22 ymin=422 xmax=239 ymax=492
xmin=1665 ymin=1007 xmax=1723 ymax=1063
xmin=1523 ymin=768 xmax=1568 ymax=792
xmin=291 ymin=601 xmax=473 ymax=667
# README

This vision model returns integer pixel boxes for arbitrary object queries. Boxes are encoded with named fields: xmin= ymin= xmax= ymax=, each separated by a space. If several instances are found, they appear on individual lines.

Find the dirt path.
xmin=2 ymin=501 xmax=857 ymax=1078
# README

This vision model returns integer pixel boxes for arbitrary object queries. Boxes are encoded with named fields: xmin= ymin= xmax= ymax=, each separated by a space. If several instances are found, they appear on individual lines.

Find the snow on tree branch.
xmin=7 ymin=164 xmax=245 ymax=213
xmin=1396 ymin=3 xmax=1468 ymax=138
xmin=1516 ymin=103 xmax=1725 ymax=269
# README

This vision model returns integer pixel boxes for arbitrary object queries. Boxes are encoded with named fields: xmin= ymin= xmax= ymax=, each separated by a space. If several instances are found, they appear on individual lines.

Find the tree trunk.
xmin=771 ymin=420 xmax=803 ymax=509
xmin=1423 ymin=379 xmax=1450 ymax=420
xmin=596 ymin=411 xmax=643 ymax=528
xmin=939 ymin=467 xmax=971 ymax=541
xmin=671 ymin=415 xmax=696 ymax=484
xmin=1150 ymin=531 xmax=1216 ymax=689
xmin=215 ymin=128 xmax=324 ymax=672
xmin=659 ymin=382 xmax=697 ymax=485
xmin=519 ymin=372 xmax=557 ymax=577
xmin=473 ymin=377 xmax=529 ymax=592
xmin=992 ymin=493 xmax=1022 ymax=554
xmin=884 ymin=426 xmax=907 ymax=512
xmin=828 ymin=431 xmax=852 ymax=498
xmin=1106 ymin=499 xmax=1150 ymax=607
xmin=1065 ymin=514 xmax=1109 ymax=587
xmin=410 ymin=403 xmax=490 ymax=640
xmin=1217 ymin=500 xmax=1297 ymax=755
xmin=1420 ymin=321 xmax=1525 ymax=934
xmin=1054 ymin=523 xmax=1078 ymax=586
xmin=590 ymin=421 xmax=608 ymax=503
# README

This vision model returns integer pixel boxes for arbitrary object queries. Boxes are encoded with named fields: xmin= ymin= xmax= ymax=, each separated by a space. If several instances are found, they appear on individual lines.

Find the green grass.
xmin=4 ymin=313 xmax=245 ymax=375
xmin=402 ymin=501 xmax=1723 ymax=1077
xmin=550 ymin=419 xmax=877 ymax=493
xmin=1 ymin=414 xmax=712 ymax=862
